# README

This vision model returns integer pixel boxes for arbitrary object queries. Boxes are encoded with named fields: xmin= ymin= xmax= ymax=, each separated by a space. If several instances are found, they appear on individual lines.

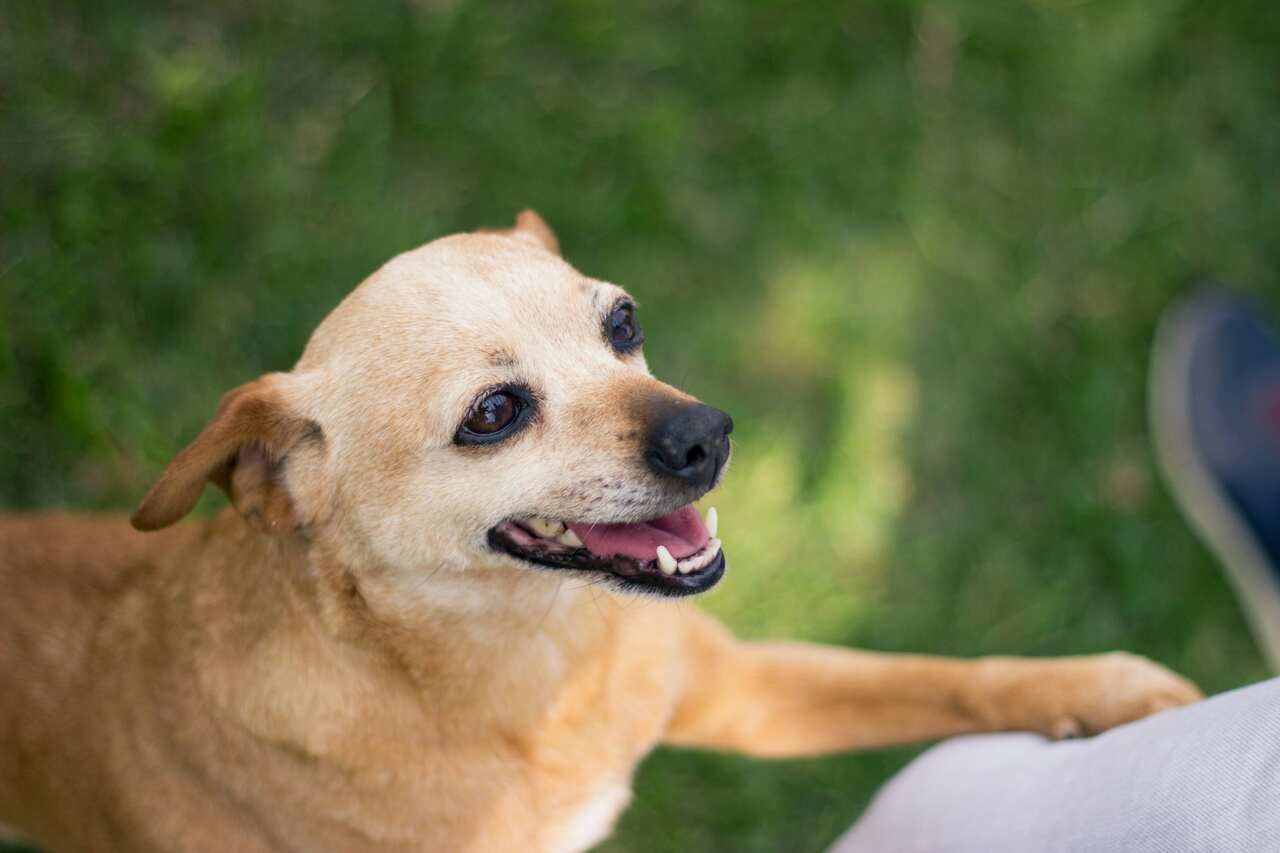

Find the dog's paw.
xmin=978 ymin=651 xmax=1203 ymax=739
xmin=1032 ymin=652 xmax=1203 ymax=739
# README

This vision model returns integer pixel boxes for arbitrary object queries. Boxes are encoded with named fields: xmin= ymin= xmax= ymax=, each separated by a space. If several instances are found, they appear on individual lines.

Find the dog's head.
xmin=132 ymin=212 xmax=731 ymax=598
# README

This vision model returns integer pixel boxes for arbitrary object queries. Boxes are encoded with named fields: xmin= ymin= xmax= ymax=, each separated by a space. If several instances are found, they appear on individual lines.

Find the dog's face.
xmin=133 ymin=212 xmax=731 ymax=598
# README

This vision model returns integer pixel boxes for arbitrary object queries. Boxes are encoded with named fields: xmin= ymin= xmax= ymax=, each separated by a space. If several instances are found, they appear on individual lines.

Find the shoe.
xmin=1151 ymin=288 xmax=1280 ymax=671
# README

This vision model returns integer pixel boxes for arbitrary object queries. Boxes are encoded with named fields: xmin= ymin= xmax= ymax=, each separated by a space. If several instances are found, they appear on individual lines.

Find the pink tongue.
xmin=568 ymin=505 xmax=710 ymax=561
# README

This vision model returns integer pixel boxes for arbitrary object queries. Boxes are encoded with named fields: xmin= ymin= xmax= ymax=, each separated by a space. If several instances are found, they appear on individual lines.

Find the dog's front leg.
xmin=663 ymin=610 xmax=1202 ymax=758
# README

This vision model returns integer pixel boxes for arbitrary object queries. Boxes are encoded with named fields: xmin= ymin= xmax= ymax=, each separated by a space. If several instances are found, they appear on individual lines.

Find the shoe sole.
xmin=1151 ymin=301 xmax=1280 ymax=672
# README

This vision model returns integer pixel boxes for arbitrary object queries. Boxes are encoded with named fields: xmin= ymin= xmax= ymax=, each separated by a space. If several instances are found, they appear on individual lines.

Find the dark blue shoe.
xmin=1152 ymin=289 xmax=1280 ymax=671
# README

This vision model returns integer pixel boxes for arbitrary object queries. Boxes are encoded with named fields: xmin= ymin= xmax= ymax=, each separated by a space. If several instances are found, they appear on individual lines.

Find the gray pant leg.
xmin=830 ymin=678 xmax=1280 ymax=853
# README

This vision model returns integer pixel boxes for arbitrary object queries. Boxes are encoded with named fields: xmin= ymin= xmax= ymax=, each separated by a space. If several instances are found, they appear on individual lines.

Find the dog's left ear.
xmin=478 ymin=209 xmax=560 ymax=256
xmin=131 ymin=373 xmax=322 ymax=535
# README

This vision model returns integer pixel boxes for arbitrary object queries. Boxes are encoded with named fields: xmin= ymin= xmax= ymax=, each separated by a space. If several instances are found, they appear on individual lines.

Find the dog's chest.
xmin=548 ymin=783 xmax=632 ymax=853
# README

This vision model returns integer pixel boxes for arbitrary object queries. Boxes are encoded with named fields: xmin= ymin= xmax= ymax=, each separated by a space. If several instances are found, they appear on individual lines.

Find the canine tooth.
xmin=706 ymin=506 xmax=718 ymax=539
xmin=527 ymin=518 xmax=566 ymax=539
xmin=655 ymin=546 xmax=677 ymax=575
xmin=557 ymin=529 xmax=584 ymax=548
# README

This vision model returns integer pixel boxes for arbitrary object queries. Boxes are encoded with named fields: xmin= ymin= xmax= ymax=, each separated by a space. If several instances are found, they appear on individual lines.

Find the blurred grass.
xmin=2 ymin=1 xmax=1277 ymax=850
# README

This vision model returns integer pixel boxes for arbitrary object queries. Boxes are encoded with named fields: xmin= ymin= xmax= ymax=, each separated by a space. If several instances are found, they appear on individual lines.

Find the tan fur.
xmin=0 ymin=212 xmax=1201 ymax=852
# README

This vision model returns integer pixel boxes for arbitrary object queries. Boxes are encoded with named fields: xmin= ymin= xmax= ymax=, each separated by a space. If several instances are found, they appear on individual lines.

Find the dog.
xmin=0 ymin=211 xmax=1201 ymax=852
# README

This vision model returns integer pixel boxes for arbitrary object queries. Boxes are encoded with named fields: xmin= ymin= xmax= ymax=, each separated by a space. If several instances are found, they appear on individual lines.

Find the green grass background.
xmin=2 ymin=1 xmax=1277 ymax=850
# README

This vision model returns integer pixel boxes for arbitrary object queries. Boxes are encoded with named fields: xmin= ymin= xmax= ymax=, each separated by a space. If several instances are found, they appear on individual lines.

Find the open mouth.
xmin=488 ymin=505 xmax=724 ymax=596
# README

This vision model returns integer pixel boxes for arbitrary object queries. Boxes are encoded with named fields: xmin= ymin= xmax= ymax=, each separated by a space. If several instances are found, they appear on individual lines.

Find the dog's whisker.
xmin=531 ymin=578 xmax=565 ymax=635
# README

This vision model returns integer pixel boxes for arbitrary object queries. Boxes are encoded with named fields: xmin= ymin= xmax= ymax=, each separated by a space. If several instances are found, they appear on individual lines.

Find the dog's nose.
xmin=645 ymin=403 xmax=733 ymax=488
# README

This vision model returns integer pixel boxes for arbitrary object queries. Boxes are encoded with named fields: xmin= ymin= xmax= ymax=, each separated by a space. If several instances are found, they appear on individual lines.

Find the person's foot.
xmin=1151 ymin=288 xmax=1280 ymax=671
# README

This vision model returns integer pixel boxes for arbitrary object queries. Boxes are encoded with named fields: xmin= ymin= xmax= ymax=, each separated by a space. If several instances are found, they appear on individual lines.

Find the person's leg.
xmin=830 ymin=290 xmax=1280 ymax=852
xmin=829 ymin=677 xmax=1280 ymax=853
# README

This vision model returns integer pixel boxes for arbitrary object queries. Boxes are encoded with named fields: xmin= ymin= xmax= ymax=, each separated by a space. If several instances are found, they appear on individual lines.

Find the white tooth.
xmin=557 ymin=528 xmax=584 ymax=548
xmin=706 ymin=507 xmax=718 ymax=539
xmin=656 ymin=545 xmax=677 ymax=575
xmin=677 ymin=537 xmax=723 ymax=575
xmin=527 ymin=518 xmax=566 ymax=539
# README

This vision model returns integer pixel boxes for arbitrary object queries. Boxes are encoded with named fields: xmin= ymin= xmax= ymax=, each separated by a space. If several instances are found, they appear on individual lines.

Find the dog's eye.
xmin=457 ymin=390 xmax=528 ymax=444
xmin=606 ymin=303 xmax=643 ymax=352
xmin=466 ymin=392 xmax=519 ymax=434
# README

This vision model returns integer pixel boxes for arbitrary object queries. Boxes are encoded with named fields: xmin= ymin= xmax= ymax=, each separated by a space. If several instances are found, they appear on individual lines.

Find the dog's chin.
xmin=486 ymin=504 xmax=725 ymax=597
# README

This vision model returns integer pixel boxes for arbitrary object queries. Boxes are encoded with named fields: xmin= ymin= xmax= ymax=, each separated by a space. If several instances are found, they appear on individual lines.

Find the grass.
xmin=2 ymin=1 xmax=1277 ymax=850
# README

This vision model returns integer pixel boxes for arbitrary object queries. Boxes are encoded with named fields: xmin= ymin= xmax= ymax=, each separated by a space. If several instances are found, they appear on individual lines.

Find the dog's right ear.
xmin=131 ymin=373 xmax=322 ymax=534
xmin=477 ymin=209 xmax=561 ymax=256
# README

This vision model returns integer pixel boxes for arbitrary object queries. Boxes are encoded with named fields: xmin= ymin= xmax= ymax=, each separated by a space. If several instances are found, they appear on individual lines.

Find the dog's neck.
xmin=175 ymin=510 xmax=620 ymax=763
xmin=286 ymin=525 xmax=617 ymax=702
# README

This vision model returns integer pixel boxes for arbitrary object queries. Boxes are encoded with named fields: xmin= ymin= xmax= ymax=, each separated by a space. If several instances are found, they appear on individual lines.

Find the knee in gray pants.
xmin=830 ymin=678 xmax=1280 ymax=853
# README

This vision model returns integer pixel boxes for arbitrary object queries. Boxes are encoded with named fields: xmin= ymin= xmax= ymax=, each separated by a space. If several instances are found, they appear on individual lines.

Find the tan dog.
xmin=0 ymin=212 xmax=1201 ymax=852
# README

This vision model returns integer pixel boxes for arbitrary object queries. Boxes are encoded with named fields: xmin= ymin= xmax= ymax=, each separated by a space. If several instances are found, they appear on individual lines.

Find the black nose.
xmin=645 ymin=403 xmax=733 ymax=488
